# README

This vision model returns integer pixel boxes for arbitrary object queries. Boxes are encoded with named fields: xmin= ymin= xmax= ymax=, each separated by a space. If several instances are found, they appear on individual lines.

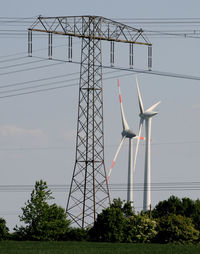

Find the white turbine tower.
xmin=107 ymin=80 xmax=143 ymax=204
xmin=135 ymin=77 xmax=161 ymax=211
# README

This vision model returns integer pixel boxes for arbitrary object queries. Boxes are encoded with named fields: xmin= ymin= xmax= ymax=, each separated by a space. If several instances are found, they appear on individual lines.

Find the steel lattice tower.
xmin=28 ymin=15 xmax=151 ymax=228
xmin=67 ymin=20 xmax=109 ymax=228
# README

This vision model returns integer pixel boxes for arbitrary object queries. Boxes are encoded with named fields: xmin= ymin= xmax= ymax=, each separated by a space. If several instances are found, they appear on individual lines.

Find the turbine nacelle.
xmin=122 ymin=129 xmax=137 ymax=139
xmin=140 ymin=110 xmax=158 ymax=119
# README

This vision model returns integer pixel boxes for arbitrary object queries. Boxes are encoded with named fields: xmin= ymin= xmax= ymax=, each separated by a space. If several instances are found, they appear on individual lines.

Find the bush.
xmin=0 ymin=218 xmax=9 ymax=240
xmin=123 ymin=213 xmax=157 ymax=243
xmin=152 ymin=196 xmax=200 ymax=231
xmin=66 ymin=228 xmax=89 ymax=241
xmin=155 ymin=214 xmax=199 ymax=243
xmin=89 ymin=199 xmax=157 ymax=243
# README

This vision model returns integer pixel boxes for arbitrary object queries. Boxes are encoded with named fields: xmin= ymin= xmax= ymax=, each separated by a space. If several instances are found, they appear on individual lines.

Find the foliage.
xmin=123 ymin=213 xmax=157 ymax=243
xmin=155 ymin=214 xmax=199 ymax=244
xmin=0 ymin=218 xmax=9 ymax=240
xmin=89 ymin=199 xmax=127 ymax=242
xmin=152 ymin=196 xmax=182 ymax=217
xmin=66 ymin=228 xmax=89 ymax=241
xmin=14 ymin=180 xmax=70 ymax=240
xmin=152 ymin=195 xmax=200 ymax=231
xmin=89 ymin=198 xmax=157 ymax=243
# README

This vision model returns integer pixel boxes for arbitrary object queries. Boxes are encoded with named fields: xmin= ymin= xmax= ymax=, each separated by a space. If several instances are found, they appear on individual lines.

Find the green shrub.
xmin=155 ymin=214 xmax=199 ymax=243
xmin=0 ymin=218 xmax=9 ymax=240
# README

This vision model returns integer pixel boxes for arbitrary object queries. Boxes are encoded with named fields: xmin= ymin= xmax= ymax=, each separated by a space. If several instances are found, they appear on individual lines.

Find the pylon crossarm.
xmin=29 ymin=16 xmax=151 ymax=46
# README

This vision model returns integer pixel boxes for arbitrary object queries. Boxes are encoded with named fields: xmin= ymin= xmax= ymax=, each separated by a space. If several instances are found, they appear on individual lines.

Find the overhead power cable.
xmin=1 ymin=56 xmax=200 ymax=99
xmin=0 ymin=59 xmax=45 ymax=70
xmin=42 ymin=57 xmax=200 ymax=81
xmin=0 ymin=60 xmax=65 ymax=77
xmin=0 ymin=56 xmax=27 ymax=64
xmin=0 ymin=182 xmax=200 ymax=192
xmin=0 ymin=139 xmax=199 ymax=152
xmin=0 ymin=71 xmax=79 ymax=89
xmin=0 ymin=70 xmax=121 ymax=99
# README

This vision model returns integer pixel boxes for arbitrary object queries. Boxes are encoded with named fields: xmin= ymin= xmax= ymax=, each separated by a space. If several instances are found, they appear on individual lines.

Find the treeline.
xmin=0 ymin=180 xmax=200 ymax=244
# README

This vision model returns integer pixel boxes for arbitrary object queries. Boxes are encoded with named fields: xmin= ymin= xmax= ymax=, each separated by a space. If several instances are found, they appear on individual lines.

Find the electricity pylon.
xmin=28 ymin=15 xmax=151 ymax=228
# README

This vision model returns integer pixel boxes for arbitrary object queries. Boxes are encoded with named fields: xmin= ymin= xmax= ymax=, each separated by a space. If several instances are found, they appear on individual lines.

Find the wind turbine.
xmin=135 ymin=77 xmax=160 ymax=211
xmin=107 ymin=79 xmax=143 ymax=205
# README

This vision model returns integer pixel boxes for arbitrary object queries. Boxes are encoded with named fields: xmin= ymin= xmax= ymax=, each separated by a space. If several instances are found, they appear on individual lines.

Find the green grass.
xmin=0 ymin=241 xmax=200 ymax=254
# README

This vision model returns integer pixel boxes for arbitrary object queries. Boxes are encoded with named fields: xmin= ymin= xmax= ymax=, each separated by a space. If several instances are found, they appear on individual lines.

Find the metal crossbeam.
xmin=29 ymin=15 xmax=151 ymax=46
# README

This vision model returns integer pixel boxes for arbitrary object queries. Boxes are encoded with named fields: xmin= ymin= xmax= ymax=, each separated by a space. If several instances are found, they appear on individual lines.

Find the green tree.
xmin=152 ymin=196 xmax=182 ymax=217
xmin=155 ymin=214 xmax=199 ymax=243
xmin=152 ymin=196 xmax=200 ymax=231
xmin=89 ymin=199 xmax=127 ymax=242
xmin=123 ymin=213 xmax=157 ymax=243
xmin=89 ymin=199 xmax=157 ymax=243
xmin=0 ymin=218 xmax=9 ymax=240
xmin=14 ymin=180 xmax=70 ymax=240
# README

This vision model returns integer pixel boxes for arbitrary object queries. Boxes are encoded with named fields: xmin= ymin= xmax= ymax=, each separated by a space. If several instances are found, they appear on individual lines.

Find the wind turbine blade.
xmin=106 ymin=136 xmax=126 ymax=182
xmin=133 ymin=118 xmax=144 ymax=172
xmin=117 ymin=79 xmax=129 ymax=130
xmin=146 ymin=101 xmax=161 ymax=112
xmin=136 ymin=76 xmax=144 ymax=114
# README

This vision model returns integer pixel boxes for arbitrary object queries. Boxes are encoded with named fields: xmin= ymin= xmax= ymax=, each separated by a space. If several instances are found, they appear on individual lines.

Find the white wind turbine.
xmin=107 ymin=80 xmax=144 ymax=204
xmin=134 ymin=77 xmax=161 ymax=211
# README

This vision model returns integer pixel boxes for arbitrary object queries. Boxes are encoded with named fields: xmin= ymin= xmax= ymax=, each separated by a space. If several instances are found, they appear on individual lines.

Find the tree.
xmin=152 ymin=196 xmax=182 ymax=218
xmin=89 ymin=198 xmax=157 ymax=243
xmin=14 ymin=180 xmax=70 ymax=240
xmin=155 ymin=214 xmax=199 ymax=243
xmin=89 ymin=199 xmax=127 ymax=242
xmin=152 ymin=196 xmax=200 ymax=231
xmin=0 ymin=218 xmax=9 ymax=240
xmin=123 ymin=213 xmax=157 ymax=243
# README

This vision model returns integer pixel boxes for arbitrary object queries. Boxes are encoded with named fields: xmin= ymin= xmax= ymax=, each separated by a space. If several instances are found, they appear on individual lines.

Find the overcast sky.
xmin=1 ymin=0 xmax=200 ymax=230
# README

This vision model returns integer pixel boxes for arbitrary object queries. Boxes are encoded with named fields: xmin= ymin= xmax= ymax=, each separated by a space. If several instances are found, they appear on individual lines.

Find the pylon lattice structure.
xmin=28 ymin=15 xmax=151 ymax=228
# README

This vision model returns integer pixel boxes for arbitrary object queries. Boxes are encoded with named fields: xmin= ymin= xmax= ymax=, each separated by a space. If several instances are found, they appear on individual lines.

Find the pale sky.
xmin=0 ymin=0 xmax=200 ymax=230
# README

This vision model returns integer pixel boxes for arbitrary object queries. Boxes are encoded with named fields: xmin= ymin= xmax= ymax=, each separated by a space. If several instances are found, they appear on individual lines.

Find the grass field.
xmin=0 ymin=241 xmax=200 ymax=254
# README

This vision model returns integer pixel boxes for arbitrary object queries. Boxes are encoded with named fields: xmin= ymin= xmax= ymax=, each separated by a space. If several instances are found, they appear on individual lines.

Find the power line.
xmin=0 ymin=54 xmax=199 ymax=100
xmin=0 ymin=140 xmax=199 ymax=152
xmin=0 ymin=82 xmax=77 ymax=99
xmin=0 ymin=69 xmax=117 ymax=90
xmin=0 ymin=182 xmax=199 ymax=192
xmin=0 ymin=77 xmax=79 ymax=95
xmin=0 ymin=56 xmax=200 ymax=99
xmin=0 ymin=56 xmax=27 ymax=64
xmin=0 ymin=70 xmax=121 ymax=98
xmin=45 ymin=57 xmax=200 ymax=81
xmin=0 ymin=71 xmax=79 ymax=89
xmin=0 ymin=60 xmax=65 ymax=77
xmin=0 ymin=59 xmax=45 ymax=70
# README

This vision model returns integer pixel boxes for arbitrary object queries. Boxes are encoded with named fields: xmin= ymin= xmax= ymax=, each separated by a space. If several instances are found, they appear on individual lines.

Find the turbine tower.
xmin=135 ymin=77 xmax=160 ymax=211
xmin=107 ymin=80 xmax=143 ymax=204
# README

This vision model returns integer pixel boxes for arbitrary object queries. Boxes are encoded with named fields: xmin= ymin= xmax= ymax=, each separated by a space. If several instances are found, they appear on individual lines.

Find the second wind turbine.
xmin=107 ymin=80 xmax=143 ymax=204
xmin=135 ymin=77 xmax=161 ymax=211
